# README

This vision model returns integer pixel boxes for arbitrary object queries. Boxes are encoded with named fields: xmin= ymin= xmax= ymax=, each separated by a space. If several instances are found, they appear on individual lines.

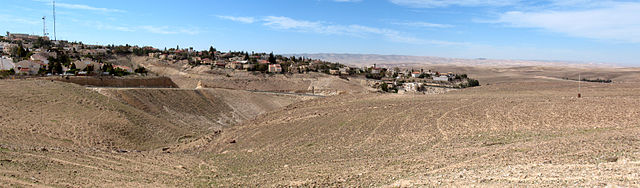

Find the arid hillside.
xmin=192 ymin=80 xmax=640 ymax=186
xmin=2 ymin=71 xmax=640 ymax=187
xmin=0 ymin=80 xmax=307 ymax=151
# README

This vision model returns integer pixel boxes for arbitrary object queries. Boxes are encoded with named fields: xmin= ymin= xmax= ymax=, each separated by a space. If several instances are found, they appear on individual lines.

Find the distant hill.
xmin=285 ymin=53 xmax=616 ymax=68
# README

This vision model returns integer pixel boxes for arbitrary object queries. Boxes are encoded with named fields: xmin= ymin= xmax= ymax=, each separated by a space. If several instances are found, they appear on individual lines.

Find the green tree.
xmin=380 ymin=83 xmax=389 ymax=92
xmin=85 ymin=65 xmax=94 ymax=73
xmin=467 ymin=79 xmax=480 ymax=87
xmin=135 ymin=66 xmax=148 ymax=75
xmin=268 ymin=52 xmax=276 ymax=64
xmin=69 ymin=63 xmax=77 ymax=73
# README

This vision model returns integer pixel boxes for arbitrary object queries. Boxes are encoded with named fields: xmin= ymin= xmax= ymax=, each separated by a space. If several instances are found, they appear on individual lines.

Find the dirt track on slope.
xmin=2 ymin=68 xmax=640 ymax=186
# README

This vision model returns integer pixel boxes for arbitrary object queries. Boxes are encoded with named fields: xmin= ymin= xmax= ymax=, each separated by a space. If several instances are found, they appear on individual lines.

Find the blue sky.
xmin=1 ymin=0 xmax=640 ymax=65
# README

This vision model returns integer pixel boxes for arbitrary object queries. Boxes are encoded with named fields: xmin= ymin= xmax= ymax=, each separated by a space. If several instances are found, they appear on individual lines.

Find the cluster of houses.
xmin=360 ymin=64 xmax=474 ymax=93
xmin=1 ymin=31 xmax=479 ymax=90
xmin=0 ymin=32 xmax=134 ymax=76
xmin=148 ymin=51 xmax=346 ymax=74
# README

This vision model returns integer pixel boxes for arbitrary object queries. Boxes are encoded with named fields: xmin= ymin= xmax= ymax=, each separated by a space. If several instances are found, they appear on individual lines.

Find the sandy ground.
xmin=2 ymin=59 xmax=640 ymax=186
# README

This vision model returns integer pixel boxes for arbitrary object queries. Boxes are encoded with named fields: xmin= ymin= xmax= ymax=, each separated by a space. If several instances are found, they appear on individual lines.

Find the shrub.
xmin=380 ymin=83 xmax=389 ymax=92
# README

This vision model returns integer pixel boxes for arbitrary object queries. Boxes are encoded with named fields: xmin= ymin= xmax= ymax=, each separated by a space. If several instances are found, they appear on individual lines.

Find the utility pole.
xmin=578 ymin=72 xmax=581 ymax=98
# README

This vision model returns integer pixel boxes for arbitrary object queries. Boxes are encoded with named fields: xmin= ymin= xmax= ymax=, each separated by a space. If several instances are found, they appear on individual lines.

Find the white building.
xmin=0 ymin=56 xmax=14 ymax=70
xmin=434 ymin=75 xmax=449 ymax=81
xmin=403 ymin=82 xmax=423 ymax=92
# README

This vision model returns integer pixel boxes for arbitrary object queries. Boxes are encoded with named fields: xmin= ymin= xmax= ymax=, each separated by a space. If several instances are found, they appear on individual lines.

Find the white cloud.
xmin=333 ymin=0 xmax=362 ymax=2
xmin=261 ymin=16 xmax=464 ymax=45
xmin=82 ymin=20 xmax=200 ymax=35
xmin=393 ymin=21 xmax=453 ymax=28
xmin=216 ymin=15 xmax=256 ymax=24
xmin=389 ymin=0 xmax=520 ymax=8
xmin=263 ymin=16 xmax=323 ymax=31
xmin=493 ymin=2 xmax=640 ymax=43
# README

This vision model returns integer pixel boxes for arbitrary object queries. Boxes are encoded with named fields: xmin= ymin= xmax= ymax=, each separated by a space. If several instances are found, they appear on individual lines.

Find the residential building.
xmin=73 ymin=59 xmax=101 ymax=73
xmin=148 ymin=52 xmax=161 ymax=58
xmin=411 ymin=72 xmax=421 ymax=78
xmin=242 ymin=63 xmax=255 ymax=70
xmin=215 ymin=61 xmax=227 ymax=68
xmin=371 ymin=67 xmax=381 ymax=74
xmin=339 ymin=67 xmax=351 ymax=75
xmin=329 ymin=69 xmax=340 ymax=75
xmin=403 ymin=82 xmax=423 ymax=92
xmin=2 ymin=43 xmax=17 ymax=55
xmin=15 ymin=60 xmax=42 ymax=75
xmin=434 ymin=75 xmax=450 ymax=81
xmin=227 ymin=61 xmax=246 ymax=69
xmin=0 ymin=42 xmax=7 ymax=53
xmin=30 ymin=53 xmax=50 ymax=65
xmin=0 ymin=56 xmax=14 ymax=70
xmin=268 ymin=64 xmax=282 ymax=73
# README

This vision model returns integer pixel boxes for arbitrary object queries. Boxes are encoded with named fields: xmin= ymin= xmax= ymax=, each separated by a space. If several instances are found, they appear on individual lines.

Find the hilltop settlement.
xmin=0 ymin=32 xmax=479 ymax=93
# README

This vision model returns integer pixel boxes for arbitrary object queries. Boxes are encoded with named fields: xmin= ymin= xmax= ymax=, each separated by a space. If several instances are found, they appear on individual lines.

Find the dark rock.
xmin=229 ymin=139 xmax=236 ymax=144
xmin=605 ymin=157 xmax=618 ymax=162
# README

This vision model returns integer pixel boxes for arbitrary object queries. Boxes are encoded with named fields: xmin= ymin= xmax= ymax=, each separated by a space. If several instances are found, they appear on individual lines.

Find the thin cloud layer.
xmin=259 ymin=16 xmax=461 ymax=45
xmin=88 ymin=21 xmax=200 ymax=35
xmin=494 ymin=2 xmax=640 ymax=43
xmin=55 ymin=2 xmax=124 ymax=13
xmin=393 ymin=21 xmax=453 ymax=28
xmin=216 ymin=16 xmax=256 ymax=24
xmin=32 ymin=0 xmax=124 ymax=13
xmin=389 ymin=0 xmax=520 ymax=8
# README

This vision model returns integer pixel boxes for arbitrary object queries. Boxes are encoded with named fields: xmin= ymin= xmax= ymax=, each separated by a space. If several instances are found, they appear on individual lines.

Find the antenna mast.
xmin=42 ymin=16 xmax=46 ymax=37
xmin=53 ymin=0 xmax=57 ymax=41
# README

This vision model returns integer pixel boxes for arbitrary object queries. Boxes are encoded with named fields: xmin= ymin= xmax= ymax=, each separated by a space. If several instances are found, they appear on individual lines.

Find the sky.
xmin=1 ymin=0 xmax=640 ymax=66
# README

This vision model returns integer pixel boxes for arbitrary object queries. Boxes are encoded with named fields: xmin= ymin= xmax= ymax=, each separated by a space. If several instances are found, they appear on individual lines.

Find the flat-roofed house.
xmin=268 ymin=64 xmax=282 ymax=73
